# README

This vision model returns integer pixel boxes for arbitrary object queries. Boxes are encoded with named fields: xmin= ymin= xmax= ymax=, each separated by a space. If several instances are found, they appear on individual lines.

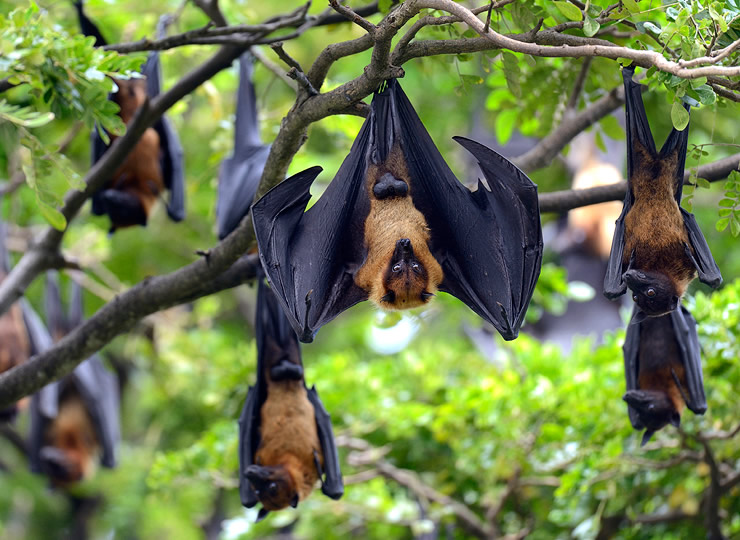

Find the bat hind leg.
xmin=269 ymin=360 xmax=304 ymax=381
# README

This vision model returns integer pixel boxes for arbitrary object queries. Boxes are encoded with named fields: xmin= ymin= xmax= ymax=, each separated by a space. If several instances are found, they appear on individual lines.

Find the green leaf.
xmin=731 ymin=216 xmax=740 ymax=237
xmin=716 ymin=217 xmax=730 ymax=231
xmin=697 ymin=178 xmax=711 ymax=189
xmin=718 ymin=208 xmax=733 ymax=217
xmin=378 ymin=0 xmax=393 ymax=11
xmin=719 ymin=198 xmax=736 ymax=207
xmin=495 ymin=109 xmax=518 ymax=145
xmin=553 ymin=1 xmax=583 ymax=21
xmin=600 ymin=115 xmax=625 ymax=140
xmin=594 ymin=130 xmax=607 ymax=153
xmin=693 ymin=84 xmax=716 ymax=105
xmin=37 ymin=200 xmax=67 ymax=230
xmin=622 ymin=0 xmax=641 ymax=14
xmin=583 ymin=16 xmax=600 ymax=37
xmin=671 ymin=100 xmax=690 ymax=131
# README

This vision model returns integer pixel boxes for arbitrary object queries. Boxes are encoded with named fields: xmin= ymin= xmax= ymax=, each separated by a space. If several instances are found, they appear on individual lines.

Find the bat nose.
xmin=394 ymin=238 xmax=414 ymax=261
xmin=623 ymin=269 xmax=645 ymax=287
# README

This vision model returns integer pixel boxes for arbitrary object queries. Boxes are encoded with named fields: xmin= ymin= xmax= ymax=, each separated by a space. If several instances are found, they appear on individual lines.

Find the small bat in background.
xmin=216 ymin=52 xmax=270 ymax=240
xmin=28 ymin=272 xmax=120 ymax=485
xmin=75 ymin=2 xmax=186 ymax=232
xmin=239 ymin=275 xmax=343 ymax=521
xmin=253 ymin=79 xmax=543 ymax=343
xmin=622 ymin=304 xmax=706 ymax=446
xmin=604 ymin=66 xmax=721 ymax=320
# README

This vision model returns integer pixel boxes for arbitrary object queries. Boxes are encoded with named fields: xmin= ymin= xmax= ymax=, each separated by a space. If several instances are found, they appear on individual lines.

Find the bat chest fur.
xmin=257 ymin=382 xmax=321 ymax=498
xmin=355 ymin=146 xmax=444 ymax=309
xmin=47 ymin=393 xmax=101 ymax=482
xmin=112 ymin=128 xmax=164 ymax=213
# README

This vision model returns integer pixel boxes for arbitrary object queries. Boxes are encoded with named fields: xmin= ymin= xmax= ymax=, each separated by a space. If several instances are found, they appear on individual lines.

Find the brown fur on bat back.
xmin=354 ymin=145 xmax=444 ymax=310
xmin=623 ymin=142 xmax=696 ymax=297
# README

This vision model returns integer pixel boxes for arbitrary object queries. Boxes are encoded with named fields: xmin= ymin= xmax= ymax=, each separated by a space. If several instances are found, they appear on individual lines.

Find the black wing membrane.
xmin=605 ymin=66 xmax=721 ymax=297
xmin=622 ymin=307 xmax=643 ymax=430
xmin=254 ymin=79 xmax=543 ymax=342
xmin=216 ymin=52 xmax=271 ymax=239
xmin=73 ymin=1 xmax=107 ymax=46
xmin=306 ymin=386 xmax=344 ymax=499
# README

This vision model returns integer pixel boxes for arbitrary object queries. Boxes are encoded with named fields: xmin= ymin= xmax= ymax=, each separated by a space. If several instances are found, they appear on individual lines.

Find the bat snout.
xmin=623 ymin=269 xmax=647 ymax=287
xmin=244 ymin=464 xmax=270 ymax=484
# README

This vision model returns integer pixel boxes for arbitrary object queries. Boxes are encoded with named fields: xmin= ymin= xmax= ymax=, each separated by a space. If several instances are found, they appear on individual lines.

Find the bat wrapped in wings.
xmin=216 ymin=52 xmax=270 ymax=240
xmin=604 ymin=66 xmax=721 ymax=320
xmin=252 ymin=79 xmax=543 ymax=343
xmin=28 ymin=272 xmax=120 ymax=485
xmin=0 ymin=221 xmax=53 ymax=421
xmin=75 ymin=2 xmax=185 ymax=232
xmin=622 ymin=304 xmax=706 ymax=446
xmin=238 ymin=275 xmax=343 ymax=520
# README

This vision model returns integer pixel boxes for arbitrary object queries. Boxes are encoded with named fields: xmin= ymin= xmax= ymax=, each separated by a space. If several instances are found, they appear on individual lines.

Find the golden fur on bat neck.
xmin=623 ymin=142 xmax=695 ymax=296
xmin=354 ymin=145 xmax=443 ymax=309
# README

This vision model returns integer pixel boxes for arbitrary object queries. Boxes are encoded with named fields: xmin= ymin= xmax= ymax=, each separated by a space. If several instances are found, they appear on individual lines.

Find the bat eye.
xmin=632 ymin=294 xmax=638 ymax=302
xmin=267 ymin=482 xmax=278 ymax=496
xmin=411 ymin=262 xmax=420 ymax=271
xmin=392 ymin=263 xmax=402 ymax=273
xmin=646 ymin=288 xmax=656 ymax=297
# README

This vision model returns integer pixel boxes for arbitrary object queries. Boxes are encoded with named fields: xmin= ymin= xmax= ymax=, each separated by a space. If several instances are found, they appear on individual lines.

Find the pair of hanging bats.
xmin=606 ymin=66 xmax=721 ymax=444
xmin=75 ymin=1 xmax=185 ymax=233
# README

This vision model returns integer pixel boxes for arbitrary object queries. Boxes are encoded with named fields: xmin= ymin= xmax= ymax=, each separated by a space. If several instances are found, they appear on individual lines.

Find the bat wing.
xmin=142 ymin=38 xmax=186 ymax=223
xmin=74 ymin=1 xmax=108 ymax=46
xmin=237 ymin=386 xmax=260 ymax=508
xmin=681 ymin=209 xmax=722 ymax=288
xmin=217 ymin=53 xmax=270 ymax=239
xmin=671 ymin=306 xmax=707 ymax=415
xmin=603 ymin=202 xmax=630 ymax=299
xmin=622 ymin=308 xmax=644 ymax=430
xmin=90 ymin=128 xmax=111 ymax=216
xmin=306 ymin=386 xmax=344 ymax=500
xmin=371 ymin=81 xmax=543 ymax=340
xmin=252 ymin=160 xmax=369 ymax=343
xmin=72 ymin=356 xmax=120 ymax=467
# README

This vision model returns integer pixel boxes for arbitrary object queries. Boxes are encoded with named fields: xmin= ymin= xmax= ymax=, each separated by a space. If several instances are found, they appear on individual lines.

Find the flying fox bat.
xmin=216 ymin=52 xmax=270 ymax=239
xmin=622 ymin=304 xmax=706 ymax=446
xmin=75 ymin=3 xmax=186 ymax=232
xmin=0 ymin=221 xmax=48 ymax=421
xmin=238 ymin=275 xmax=343 ymax=520
xmin=604 ymin=66 xmax=721 ymax=320
xmin=29 ymin=272 xmax=120 ymax=485
xmin=252 ymin=79 xmax=543 ymax=343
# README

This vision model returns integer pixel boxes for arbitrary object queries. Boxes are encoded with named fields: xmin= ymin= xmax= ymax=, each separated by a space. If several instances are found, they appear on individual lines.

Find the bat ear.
xmin=381 ymin=291 xmax=395 ymax=304
xmin=290 ymin=494 xmax=299 ymax=508
xmin=640 ymin=430 xmax=655 ymax=447
xmin=256 ymin=508 xmax=270 ymax=522
xmin=669 ymin=413 xmax=681 ymax=428
xmin=421 ymin=292 xmax=435 ymax=301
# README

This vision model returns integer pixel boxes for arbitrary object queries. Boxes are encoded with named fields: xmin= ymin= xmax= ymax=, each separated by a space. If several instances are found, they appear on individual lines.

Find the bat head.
xmin=623 ymin=389 xmax=681 ymax=444
xmin=244 ymin=464 xmax=300 ymax=512
xmin=623 ymin=269 xmax=680 ymax=317
xmin=379 ymin=239 xmax=436 ymax=310
xmin=42 ymin=391 xmax=101 ymax=486
xmin=112 ymin=77 xmax=148 ymax=124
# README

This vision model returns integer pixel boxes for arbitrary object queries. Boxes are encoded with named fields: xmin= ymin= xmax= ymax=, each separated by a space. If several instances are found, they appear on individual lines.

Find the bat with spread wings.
xmin=604 ymin=66 xmax=721 ymax=320
xmin=252 ymin=79 xmax=543 ymax=343
xmin=238 ymin=275 xmax=343 ymax=520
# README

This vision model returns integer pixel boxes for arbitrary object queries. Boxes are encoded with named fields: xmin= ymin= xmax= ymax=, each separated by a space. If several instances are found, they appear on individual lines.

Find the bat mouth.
xmin=39 ymin=446 xmax=80 ymax=482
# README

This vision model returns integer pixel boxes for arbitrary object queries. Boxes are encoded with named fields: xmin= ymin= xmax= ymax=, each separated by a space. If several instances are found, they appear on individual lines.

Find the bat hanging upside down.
xmin=239 ymin=276 xmax=343 ymax=520
xmin=622 ymin=305 xmax=706 ymax=445
xmin=93 ymin=78 xmax=166 ymax=231
xmin=252 ymin=79 xmax=543 ymax=343
xmin=604 ymin=66 xmax=721 ymax=320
